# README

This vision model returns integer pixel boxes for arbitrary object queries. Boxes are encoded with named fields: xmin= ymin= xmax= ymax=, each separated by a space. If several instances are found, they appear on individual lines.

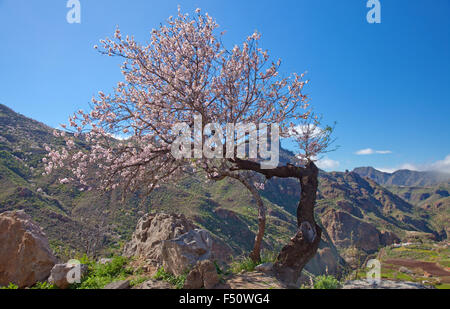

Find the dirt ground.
xmin=384 ymin=258 xmax=450 ymax=283
xmin=216 ymin=271 xmax=286 ymax=289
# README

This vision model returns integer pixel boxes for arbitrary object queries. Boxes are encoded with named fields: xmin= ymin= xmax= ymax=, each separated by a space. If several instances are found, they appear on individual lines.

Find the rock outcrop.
xmin=380 ymin=230 xmax=401 ymax=246
xmin=123 ymin=213 xmax=232 ymax=273
xmin=161 ymin=229 xmax=213 ymax=276
xmin=183 ymin=260 xmax=220 ymax=289
xmin=306 ymin=247 xmax=339 ymax=275
xmin=0 ymin=210 xmax=57 ymax=288
xmin=123 ymin=213 xmax=196 ymax=263
xmin=321 ymin=209 xmax=383 ymax=253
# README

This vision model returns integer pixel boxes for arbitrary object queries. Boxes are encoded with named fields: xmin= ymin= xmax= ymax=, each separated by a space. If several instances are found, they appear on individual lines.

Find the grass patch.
xmin=73 ymin=255 xmax=133 ymax=289
xmin=31 ymin=282 xmax=58 ymax=289
xmin=313 ymin=275 xmax=341 ymax=289
xmin=129 ymin=275 xmax=151 ymax=288
xmin=0 ymin=283 xmax=19 ymax=289
xmin=436 ymin=283 xmax=450 ymax=290
xmin=230 ymin=251 xmax=278 ymax=274
xmin=153 ymin=267 xmax=187 ymax=289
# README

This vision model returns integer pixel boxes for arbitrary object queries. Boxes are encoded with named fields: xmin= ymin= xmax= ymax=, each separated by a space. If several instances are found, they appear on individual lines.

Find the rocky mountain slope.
xmin=0 ymin=103 xmax=445 ymax=274
xmin=386 ymin=183 xmax=449 ymax=238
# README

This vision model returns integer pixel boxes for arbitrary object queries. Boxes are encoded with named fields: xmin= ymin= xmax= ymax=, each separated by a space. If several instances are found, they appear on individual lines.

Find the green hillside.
xmin=0 ymin=103 xmax=446 ymax=275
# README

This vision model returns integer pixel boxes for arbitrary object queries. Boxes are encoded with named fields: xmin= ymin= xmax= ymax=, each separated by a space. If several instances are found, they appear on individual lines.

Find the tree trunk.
xmin=223 ymin=171 xmax=266 ymax=263
xmin=230 ymin=159 xmax=321 ymax=279
xmin=249 ymin=191 xmax=266 ymax=263
xmin=273 ymin=161 xmax=321 ymax=287
xmin=237 ymin=175 xmax=266 ymax=263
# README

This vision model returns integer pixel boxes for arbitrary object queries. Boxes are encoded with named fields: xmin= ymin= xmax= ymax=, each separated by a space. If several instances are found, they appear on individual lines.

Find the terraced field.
xmin=379 ymin=242 xmax=450 ymax=289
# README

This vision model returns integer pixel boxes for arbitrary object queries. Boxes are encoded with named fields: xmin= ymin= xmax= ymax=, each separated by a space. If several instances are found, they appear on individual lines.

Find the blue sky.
xmin=0 ymin=0 xmax=449 ymax=172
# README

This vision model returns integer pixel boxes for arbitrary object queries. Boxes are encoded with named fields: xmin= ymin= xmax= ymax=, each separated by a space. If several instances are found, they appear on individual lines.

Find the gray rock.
xmin=99 ymin=258 xmax=113 ymax=265
xmin=123 ymin=213 xmax=232 ymax=267
xmin=184 ymin=268 xmax=203 ymax=289
xmin=342 ymin=280 xmax=435 ymax=289
xmin=255 ymin=263 xmax=274 ymax=273
xmin=133 ymin=279 xmax=173 ymax=289
xmin=123 ymin=213 xmax=196 ymax=262
xmin=48 ymin=263 xmax=88 ymax=289
xmin=104 ymin=280 xmax=130 ymax=289
xmin=399 ymin=266 xmax=414 ymax=275
xmin=161 ymin=229 xmax=213 ymax=276
xmin=184 ymin=260 xmax=220 ymax=289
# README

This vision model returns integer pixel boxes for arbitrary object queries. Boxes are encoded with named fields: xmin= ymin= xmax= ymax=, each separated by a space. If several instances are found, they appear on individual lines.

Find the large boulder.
xmin=0 ymin=210 xmax=57 ymax=288
xmin=123 ymin=213 xmax=196 ymax=263
xmin=161 ymin=229 xmax=213 ymax=276
xmin=123 ymin=213 xmax=232 ymax=270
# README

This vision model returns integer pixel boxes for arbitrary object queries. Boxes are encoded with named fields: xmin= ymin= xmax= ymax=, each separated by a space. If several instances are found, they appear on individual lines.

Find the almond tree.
xmin=45 ymin=8 xmax=333 ymax=280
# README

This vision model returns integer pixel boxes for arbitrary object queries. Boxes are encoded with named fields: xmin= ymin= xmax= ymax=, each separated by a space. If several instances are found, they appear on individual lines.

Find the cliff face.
xmin=321 ymin=209 xmax=398 ymax=254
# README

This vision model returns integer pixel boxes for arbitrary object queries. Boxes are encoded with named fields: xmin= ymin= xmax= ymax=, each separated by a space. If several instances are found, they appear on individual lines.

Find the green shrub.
xmin=230 ymin=250 xmax=278 ymax=274
xmin=313 ymin=275 xmax=340 ymax=289
xmin=91 ymin=256 xmax=130 ymax=278
xmin=31 ymin=282 xmax=58 ymax=289
xmin=78 ymin=253 xmax=94 ymax=266
xmin=153 ymin=267 xmax=187 ymax=289
xmin=129 ymin=276 xmax=150 ymax=288
xmin=74 ymin=256 xmax=132 ymax=289
xmin=230 ymin=257 xmax=259 ymax=274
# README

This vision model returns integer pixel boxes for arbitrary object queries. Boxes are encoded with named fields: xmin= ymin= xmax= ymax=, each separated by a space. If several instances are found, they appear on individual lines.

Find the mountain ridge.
xmin=353 ymin=166 xmax=450 ymax=187
xmin=0 ymin=103 xmax=446 ymax=274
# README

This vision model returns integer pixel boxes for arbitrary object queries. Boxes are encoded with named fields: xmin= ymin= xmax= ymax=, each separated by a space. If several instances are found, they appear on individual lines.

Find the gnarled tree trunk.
xmin=231 ymin=159 xmax=321 ymax=285
xmin=247 ymin=186 xmax=266 ymax=263
xmin=273 ymin=162 xmax=321 ymax=287
xmin=223 ymin=171 xmax=266 ymax=263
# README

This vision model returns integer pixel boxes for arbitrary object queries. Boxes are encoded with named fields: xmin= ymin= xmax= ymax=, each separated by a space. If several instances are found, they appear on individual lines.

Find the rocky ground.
xmin=341 ymin=280 xmax=435 ymax=289
xmin=1 ymin=209 xmax=444 ymax=290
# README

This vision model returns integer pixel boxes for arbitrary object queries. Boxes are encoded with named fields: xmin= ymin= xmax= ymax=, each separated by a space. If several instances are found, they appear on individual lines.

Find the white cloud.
xmin=356 ymin=148 xmax=392 ymax=155
xmin=375 ymin=167 xmax=396 ymax=173
xmin=376 ymin=163 xmax=420 ymax=173
xmin=108 ymin=133 xmax=129 ymax=141
xmin=356 ymin=148 xmax=375 ymax=155
xmin=317 ymin=157 xmax=340 ymax=170
xmin=376 ymin=154 xmax=450 ymax=174
xmin=429 ymin=154 xmax=450 ymax=174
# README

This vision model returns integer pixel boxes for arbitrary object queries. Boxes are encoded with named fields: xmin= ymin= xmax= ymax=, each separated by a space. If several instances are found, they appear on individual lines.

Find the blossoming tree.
xmin=45 ymin=8 xmax=333 ymax=282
